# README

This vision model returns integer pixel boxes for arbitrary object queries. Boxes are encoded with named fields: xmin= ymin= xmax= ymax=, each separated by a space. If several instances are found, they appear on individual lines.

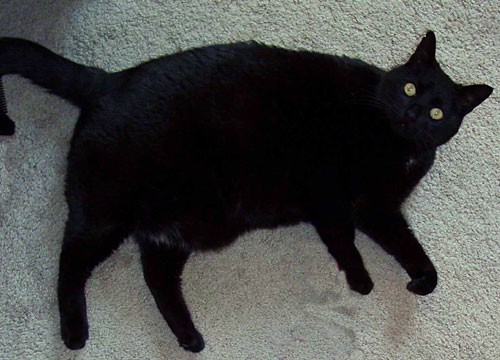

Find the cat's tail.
xmin=0 ymin=38 xmax=110 ymax=135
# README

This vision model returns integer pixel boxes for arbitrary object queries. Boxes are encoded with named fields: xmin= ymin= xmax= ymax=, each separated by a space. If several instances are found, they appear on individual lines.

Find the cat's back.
xmin=89 ymin=41 xmax=380 ymax=143
xmin=112 ymin=41 xmax=378 ymax=105
xmin=67 ymin=41 xmax=385 ymax=236
xmin=71 ymin=41 xmax=383 ymax=191
xmin=73 ymin=42 xmax=383 ymax=173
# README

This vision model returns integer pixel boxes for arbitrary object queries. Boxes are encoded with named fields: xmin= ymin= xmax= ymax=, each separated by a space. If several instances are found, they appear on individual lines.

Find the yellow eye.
xmin=404 ymin=83 xmax=416 ymax=96
xmin=430 ymin=108 xmax=444 ymax=120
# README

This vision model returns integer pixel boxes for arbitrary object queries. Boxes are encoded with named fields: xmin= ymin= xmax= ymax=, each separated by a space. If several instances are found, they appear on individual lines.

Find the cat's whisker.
xmin=356 ymin=93 xmax=385 ymax=107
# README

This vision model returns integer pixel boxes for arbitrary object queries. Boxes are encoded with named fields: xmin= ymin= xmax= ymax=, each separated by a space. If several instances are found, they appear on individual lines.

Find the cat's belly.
xmin=135 ymin=195 xmax=306 ymax=251
xmin=235 ymin=204 xmax=305 ymax=229
xmin=137 ymin=220 xmax=244 ymax=251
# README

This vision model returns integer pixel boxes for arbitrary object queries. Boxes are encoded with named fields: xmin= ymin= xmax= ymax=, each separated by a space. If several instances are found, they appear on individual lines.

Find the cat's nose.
xmin=404 ymin=104 xmax=421 ymax=122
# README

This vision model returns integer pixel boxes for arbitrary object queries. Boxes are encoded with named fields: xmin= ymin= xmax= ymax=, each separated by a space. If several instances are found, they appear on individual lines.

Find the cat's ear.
xmin=457 ymin=85 xmax=493 ymax=115
xmin=407 ymin=31 xmax=436 ymax=67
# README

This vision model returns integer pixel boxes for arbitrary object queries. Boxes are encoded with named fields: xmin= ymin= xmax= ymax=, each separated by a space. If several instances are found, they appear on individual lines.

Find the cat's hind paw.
xmin=60 ymin=314 xmax=89 ymax=350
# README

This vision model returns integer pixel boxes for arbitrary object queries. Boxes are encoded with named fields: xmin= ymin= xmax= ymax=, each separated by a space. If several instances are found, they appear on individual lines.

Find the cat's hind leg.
xmin=136 ymin=235 xmax=205 ymax=353
xmin=58 ymin=216 xmax=128 ymax=349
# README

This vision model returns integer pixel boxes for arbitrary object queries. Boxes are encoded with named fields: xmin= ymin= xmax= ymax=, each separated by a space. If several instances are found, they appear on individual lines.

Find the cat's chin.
xmin=389 ymin=120 xmax=418 ymax=141
xmin=393 ymin=132 xmax=439 ymax=152
xmin=389 ymin=121 xmax=437 ymax=148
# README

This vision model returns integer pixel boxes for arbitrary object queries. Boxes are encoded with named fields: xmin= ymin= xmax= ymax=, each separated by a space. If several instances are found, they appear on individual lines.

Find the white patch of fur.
xmin=406 ymin=157 xmax=417 ymax=171
xmin=148 ymin=224 xmax=190 ymax=250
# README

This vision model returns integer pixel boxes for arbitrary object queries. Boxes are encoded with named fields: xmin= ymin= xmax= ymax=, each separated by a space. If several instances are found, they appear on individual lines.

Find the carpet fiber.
xmin=1 ymin=1 xmax=498 ymax=359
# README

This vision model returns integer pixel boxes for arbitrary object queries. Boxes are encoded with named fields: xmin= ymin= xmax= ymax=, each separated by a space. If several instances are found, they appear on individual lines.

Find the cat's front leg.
xmin=311 ymin=215 xmax=374 ymax=295
xmin=354 ymin=206 xmax=437 ymax=295
xmin=136 ymin=236 xmax=205 ymax=353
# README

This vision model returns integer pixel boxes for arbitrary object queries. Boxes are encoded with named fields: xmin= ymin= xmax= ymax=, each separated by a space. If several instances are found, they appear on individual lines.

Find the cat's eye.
xmin=404 ymin=83 xmax=416 ymax=96
xmin=430 ymin=108 xmax=444 ymax=120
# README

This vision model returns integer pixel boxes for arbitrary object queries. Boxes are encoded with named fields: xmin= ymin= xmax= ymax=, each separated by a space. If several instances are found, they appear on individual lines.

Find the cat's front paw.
xmin=407 ymin=270 xmax=437 ymax=295
xmin=178 ymin=329 xmax=205 ymax=353
xmin=346 ymin=271 xmax=374 ymax=295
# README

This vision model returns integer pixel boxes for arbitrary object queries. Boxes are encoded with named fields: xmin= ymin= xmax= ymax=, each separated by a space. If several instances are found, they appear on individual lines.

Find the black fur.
xmin=0 ymin=78 xmax=15 ymax=135
xmin=0 ymin=32 xmax=492 ymax=352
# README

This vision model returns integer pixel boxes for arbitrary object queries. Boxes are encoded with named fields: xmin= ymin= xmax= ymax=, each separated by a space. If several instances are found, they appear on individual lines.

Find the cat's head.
xmin=377 ymin=31 xmax=493 ymax=147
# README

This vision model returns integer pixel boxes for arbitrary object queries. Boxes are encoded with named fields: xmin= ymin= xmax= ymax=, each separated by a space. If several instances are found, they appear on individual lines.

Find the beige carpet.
xmin=1 ymin=1 xmax=498 ymax=359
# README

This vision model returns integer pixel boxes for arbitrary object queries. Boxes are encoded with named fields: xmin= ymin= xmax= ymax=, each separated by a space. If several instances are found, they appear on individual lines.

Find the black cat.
xmin=0 ymin=32 xmax=492 ymax=353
